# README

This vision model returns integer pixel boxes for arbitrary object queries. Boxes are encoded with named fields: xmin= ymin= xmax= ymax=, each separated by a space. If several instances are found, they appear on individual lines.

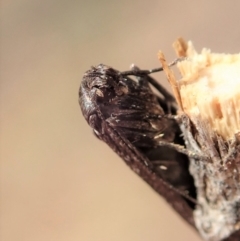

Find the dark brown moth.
xmin=79 ymin=63 xmax=240 ymax=241
xmin=79 ymin=63 xmax=196 ymax=225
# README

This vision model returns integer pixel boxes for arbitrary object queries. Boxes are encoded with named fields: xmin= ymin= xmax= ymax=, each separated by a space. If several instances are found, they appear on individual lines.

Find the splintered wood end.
xmin=175 ymin=39 xmax=240 ymax=140
xmin=173 ymin=37 xmax=188 ymax=57
xmin=159 ymin=38 xmax=240 ymax=140
xmin=158 ymin=51 xmax=183 ymax=110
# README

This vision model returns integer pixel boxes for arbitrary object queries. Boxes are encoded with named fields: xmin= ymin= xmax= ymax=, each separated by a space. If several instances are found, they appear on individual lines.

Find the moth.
xmin=79 ymin=63 xmax=196 ymax=221
xmin=79 ymin=63 xmax=240 ymax=241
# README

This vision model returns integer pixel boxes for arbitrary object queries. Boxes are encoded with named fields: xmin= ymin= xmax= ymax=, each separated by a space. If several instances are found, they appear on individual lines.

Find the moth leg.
xmin=155 ymin=96 xmax=176 ymax=114
xmin=129 ymin=65 xmax=177 ymax=113
xmin=129 ymin=65 xmax=150 ymax=88
xmin=142 ymin=73 xmax=177 ymax=114
xmin=158 ymin=141 xmax=208 ymax=161
xmin=145 ymin=74 xmax=175 ymax=102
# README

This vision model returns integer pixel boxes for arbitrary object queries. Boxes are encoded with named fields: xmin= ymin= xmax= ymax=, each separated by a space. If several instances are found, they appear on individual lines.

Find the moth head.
xmin=79 ymin=64 xmax=128 ymax=133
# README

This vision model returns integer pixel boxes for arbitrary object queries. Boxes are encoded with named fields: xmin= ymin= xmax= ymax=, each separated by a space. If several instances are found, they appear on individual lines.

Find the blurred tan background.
xmin=2 ymin=1 xmax=240 ymax=241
